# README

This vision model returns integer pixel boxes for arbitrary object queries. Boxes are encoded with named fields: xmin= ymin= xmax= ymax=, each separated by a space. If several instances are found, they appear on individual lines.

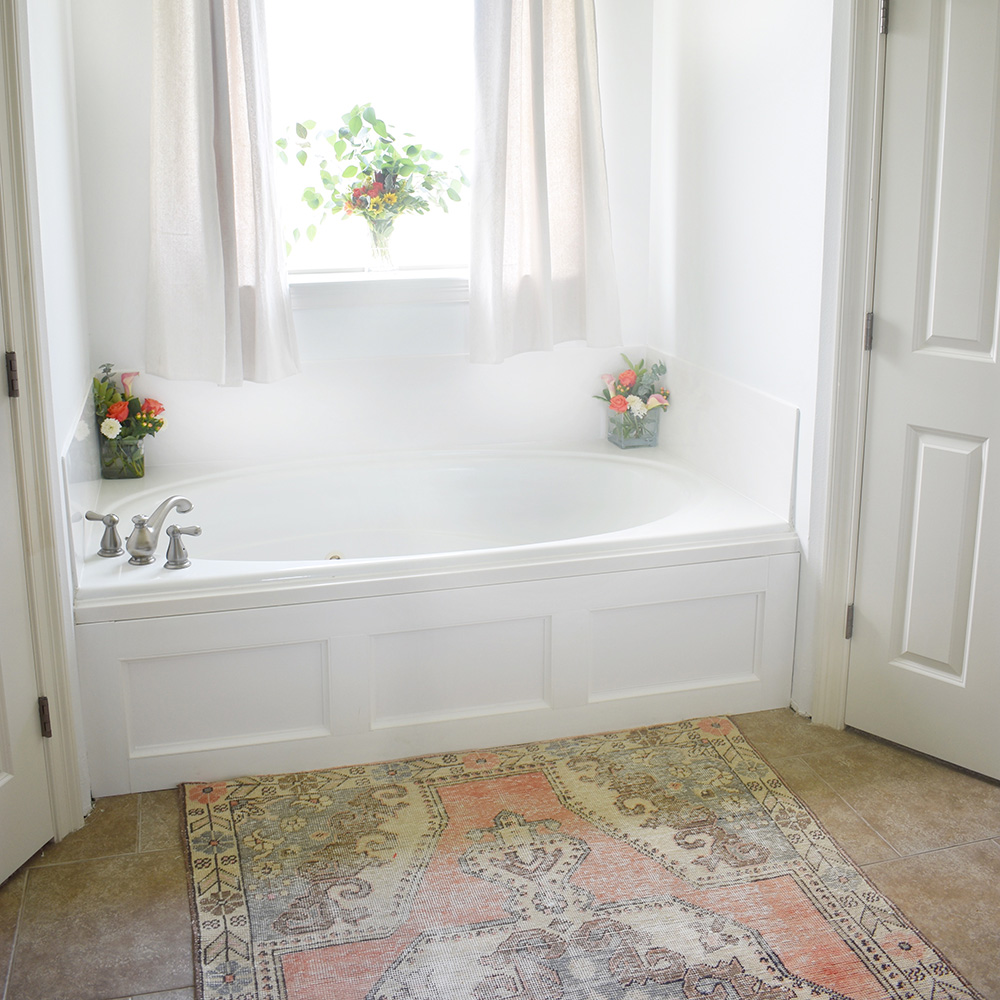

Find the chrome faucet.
xmin=125 ymin=495 xmax=193 ymax=565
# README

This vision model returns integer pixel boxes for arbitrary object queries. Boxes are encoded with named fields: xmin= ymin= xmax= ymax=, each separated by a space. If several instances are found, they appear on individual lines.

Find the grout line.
xmin=860 ymin=835 xmax=1000 ymax=868
xmin=25 ymin=845 xmax=180 ymax=871
xmin=137 ymin=791 xmax=145 ymax=854
xmin=790 ymin=755 xmax=902 ymax=862
xmin=1 ymin=867 xmax=30 ymax=1000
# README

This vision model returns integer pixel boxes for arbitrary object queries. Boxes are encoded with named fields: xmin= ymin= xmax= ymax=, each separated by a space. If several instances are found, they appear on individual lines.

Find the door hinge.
xmin=5 ymin=351 xmax=19 ymax=397
xmin=845 ymin=603 xmax=856 ymax=640
xmin=864 ymin=312 xmax=874 ymax=351
xmin=879 ymin=0 xmax=889 ymax=34
xmin=38 ymin=696 xmax=52 ymax=738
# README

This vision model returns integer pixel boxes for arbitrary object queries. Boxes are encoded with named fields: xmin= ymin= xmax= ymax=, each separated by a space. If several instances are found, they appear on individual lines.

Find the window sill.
xmin=288 ymin=268 xmax=469 ymax=309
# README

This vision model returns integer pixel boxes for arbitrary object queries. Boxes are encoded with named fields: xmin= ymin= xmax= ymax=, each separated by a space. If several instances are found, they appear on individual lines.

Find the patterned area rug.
xmin=182 ymin=718 xmax=982 ymax=1000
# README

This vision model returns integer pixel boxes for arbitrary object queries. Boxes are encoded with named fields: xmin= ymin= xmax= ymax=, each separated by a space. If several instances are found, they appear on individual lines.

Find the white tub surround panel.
xmin=77 ymin=545 xmax=798 ymax=796
xmin=662 ymin=357 xmax=799 ymax=521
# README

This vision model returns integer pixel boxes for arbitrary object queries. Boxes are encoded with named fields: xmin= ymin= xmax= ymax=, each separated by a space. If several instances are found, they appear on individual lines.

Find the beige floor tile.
xmin=732 ymin=708 xmax=868 ymax=760
xmin=139 ymin=789 xmax=184 ymax=853
xmin=804 ymin=740 xmax=1000 ymax=855
xmin=767 ymin=755 xmax=899 ymax=865
xmin=863 ymin=839 xmax=1000 ymax=999
xmin=28 ymin=794 xmax=138 ymax=866
xmin=0 ymin=867 xmax=26 ymax=988
xmin=8 ymin=850 xmax=193 ymax=1000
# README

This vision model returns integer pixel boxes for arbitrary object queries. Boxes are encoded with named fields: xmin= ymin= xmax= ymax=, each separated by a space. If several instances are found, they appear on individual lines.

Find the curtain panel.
xmin=147 ymin=0 xmax=298 ymax=386
xmin=470 ymin=0 xmax=622 ymax=363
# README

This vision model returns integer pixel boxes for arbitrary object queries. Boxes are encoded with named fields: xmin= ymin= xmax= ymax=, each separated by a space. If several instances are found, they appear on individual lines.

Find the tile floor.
xmin=1 ymin=708 xmax=999 ymax=1000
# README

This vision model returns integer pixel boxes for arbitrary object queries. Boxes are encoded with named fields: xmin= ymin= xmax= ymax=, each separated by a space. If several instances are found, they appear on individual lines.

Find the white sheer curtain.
xmin=147 ymin=0 xmax=299 ymax=386
xmin=470 ymin=0 xmax=622 ymax=364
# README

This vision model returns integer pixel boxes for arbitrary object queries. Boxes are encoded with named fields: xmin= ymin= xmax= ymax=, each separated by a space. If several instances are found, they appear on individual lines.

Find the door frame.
xmin=0 ymin=0 xmax=85 ymax=839
xmin=810 ymin=0 xmax=887 ymax=728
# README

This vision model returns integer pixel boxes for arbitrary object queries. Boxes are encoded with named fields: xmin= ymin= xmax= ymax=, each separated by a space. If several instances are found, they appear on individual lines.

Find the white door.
xmin=0 ymin=387 xmax=54 ymax=881
xmin=845 ymin=0 xmax=1000 ymax=778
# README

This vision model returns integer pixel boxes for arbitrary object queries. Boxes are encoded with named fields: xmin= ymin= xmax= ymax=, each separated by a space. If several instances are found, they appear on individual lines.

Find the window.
xmin=264 ymin=1 xmax=473 ymax=274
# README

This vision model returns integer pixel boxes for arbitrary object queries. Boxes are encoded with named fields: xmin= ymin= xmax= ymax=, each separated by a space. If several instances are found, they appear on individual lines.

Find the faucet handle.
xmin=164 ymin=524 xmax=202 ymax=570
xmin=85 ymin=510 xmax=123 ymax=557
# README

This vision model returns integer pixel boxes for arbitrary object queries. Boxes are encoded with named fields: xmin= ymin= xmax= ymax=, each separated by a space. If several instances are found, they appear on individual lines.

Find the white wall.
xmin=24 ymin=0 xmax=91 ymax=448
xmin=71 ymin=0 xmax=152 ymax=370
xmin=649 ymin=0 xmax=838 ymax=710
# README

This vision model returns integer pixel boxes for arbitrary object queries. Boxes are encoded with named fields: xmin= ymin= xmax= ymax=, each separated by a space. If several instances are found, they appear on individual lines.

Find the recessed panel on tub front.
xmin=124 ymin=641 xmax=331 ymax=756
xmin=589 ymin=593 xmax=761 ymax=701
xmin=371 ymin=618 xmax=550 ymax=728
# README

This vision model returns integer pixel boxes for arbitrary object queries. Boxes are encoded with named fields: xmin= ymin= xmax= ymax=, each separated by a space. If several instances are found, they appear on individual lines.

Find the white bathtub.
xmin=73 ymin=445 xmax=800 ymax=795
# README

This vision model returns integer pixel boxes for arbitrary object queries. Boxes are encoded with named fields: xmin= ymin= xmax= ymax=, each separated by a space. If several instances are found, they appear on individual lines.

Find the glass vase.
xmin=99 ymin=435 xmax=145 ymax=479
xmin=607 ymin=408 xmax=660 ymax=449
xmin=366 ymin=220 xmax=395 ymax=272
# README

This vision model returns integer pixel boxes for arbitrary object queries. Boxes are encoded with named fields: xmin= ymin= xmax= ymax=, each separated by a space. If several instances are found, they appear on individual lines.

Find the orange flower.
xmin=141 ymin=398 xmax=165 ymax=416
xmin=618 ymin=369 xmax=637 ymax=389
xmin=609 ymin=395 xmax=629 ymax=413
xmin=106 ymin=400 xmax=129 ymax=422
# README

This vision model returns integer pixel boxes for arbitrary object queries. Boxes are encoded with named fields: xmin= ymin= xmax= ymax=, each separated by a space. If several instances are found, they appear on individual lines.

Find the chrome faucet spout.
xmin=125 ymin=495 xmax=194 ymax=565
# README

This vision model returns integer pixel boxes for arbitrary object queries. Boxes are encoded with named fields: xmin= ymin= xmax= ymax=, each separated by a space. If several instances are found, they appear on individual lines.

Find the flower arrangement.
xmin=277 ymin=104 xmax=467 ymax=267
xmin=92 ymin=364 xmax=165 ymax=478
xmin=595 ymin=355 xmax=669 ymax=448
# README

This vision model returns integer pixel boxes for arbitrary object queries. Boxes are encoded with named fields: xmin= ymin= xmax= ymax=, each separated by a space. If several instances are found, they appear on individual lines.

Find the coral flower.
xmin=106 ymin=400 xmax=130 ymax=422
xmin=618 ymin=369 xmax=637 ymax=389
xmin=609 ymin=395 xmax=629 ymax=413
xmin=141 ymin=398 xmax=165 ymax=416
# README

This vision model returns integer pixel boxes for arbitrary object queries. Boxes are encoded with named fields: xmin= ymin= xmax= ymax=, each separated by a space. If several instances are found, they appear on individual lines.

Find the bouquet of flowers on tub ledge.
xmin=92 ymin=364 xmax=165 ymax=479
xmin=596 ymin=355 xmax=669 ymax=449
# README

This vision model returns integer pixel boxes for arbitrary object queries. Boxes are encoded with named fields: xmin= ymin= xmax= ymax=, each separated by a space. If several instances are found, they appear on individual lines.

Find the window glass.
xmin=264 ymin=1 xmax=473 ymax=273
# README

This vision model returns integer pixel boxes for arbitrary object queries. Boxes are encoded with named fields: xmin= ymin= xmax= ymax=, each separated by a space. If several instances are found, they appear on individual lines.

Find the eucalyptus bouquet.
xmin=277 ymin=104 xmax=467 ymax=266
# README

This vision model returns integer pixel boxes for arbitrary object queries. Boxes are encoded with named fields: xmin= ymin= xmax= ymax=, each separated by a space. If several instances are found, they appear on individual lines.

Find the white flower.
xmin=100 ymin=417 xmax=122 ymax=439
xmin=626 ymin=395 xmax=647 ymax=417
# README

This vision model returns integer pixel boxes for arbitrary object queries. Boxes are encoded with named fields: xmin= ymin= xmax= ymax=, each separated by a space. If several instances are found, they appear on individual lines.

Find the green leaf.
xmin=278 ymin=150 xmax=287 ymax=164
xmin=349 ymin=115 xmax=363 ymax=136
xmin=306 ymin=224 xmax=317 ymax=241
xmin=276 ymin=137 xmax=287 ymax=149
xmin=362 ymin=106 xmax=377 ymax=125
xmin=446 ymin=188 xmax=461 ymax=201
xmin=292 ymin=227 xmax=300 ymax=241
xmin=303 ymin=119 xmax=316 ymax=129
xmin=295 ymin=122 xmax=308 ymax=139
xmin=296 ymin=149 xmax=307 ymax=166
xmin=373 ymin=119 xmax=389 ymax=139
xmin=342 ymin=164 xmax=358 ymax=178
xmin=334 ymin=138 xmax=346 ymax=158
